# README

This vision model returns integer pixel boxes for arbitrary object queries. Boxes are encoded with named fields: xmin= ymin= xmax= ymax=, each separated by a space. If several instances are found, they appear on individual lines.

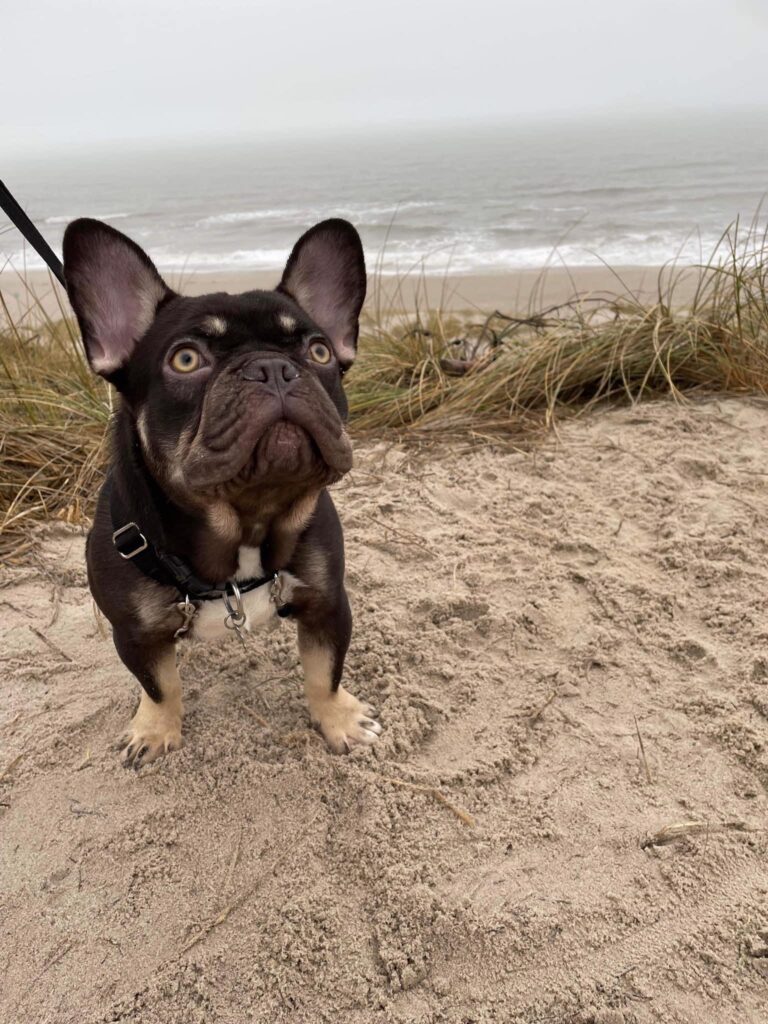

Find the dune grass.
xmin=3 ymin=219 xmax=768 ymax=559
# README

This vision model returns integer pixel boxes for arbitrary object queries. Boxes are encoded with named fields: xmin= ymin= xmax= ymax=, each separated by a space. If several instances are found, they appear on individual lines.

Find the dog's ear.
xmin=63 ymin=218 xmax=173 ymax=378
xmin=278 ymin=218 xmax=366 ymax=366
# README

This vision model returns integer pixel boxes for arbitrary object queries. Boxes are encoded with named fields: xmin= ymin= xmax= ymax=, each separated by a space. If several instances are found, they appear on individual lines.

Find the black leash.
xmin=0 ymin=179 xmax=66 ymax=287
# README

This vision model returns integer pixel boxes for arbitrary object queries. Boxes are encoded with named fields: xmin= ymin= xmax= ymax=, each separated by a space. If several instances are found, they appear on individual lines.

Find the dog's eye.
xmin=308 ymin=340 xmax=332 ymax=365
xmin=170 ymin=347 xmax=202 ymax=373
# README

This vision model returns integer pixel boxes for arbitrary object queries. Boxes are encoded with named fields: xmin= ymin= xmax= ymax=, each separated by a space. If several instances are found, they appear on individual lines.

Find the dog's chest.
xmin=189 ymin=545 xmax=291 ymax=642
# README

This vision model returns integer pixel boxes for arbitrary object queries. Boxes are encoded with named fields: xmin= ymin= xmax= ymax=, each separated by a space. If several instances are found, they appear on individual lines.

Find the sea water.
xmin=4 ymin=110 xmax=768 ymax=274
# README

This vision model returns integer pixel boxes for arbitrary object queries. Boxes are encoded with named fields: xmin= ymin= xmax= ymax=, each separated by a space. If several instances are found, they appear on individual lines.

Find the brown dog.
xmin=63 ymin=216 xmax=382 ymax=766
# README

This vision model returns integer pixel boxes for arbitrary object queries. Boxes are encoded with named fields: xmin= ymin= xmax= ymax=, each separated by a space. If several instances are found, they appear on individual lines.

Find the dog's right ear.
xmin=63 ymin=218 xmax=173 ymax=379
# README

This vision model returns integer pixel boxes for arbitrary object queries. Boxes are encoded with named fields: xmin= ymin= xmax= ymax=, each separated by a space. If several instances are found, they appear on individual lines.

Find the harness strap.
xmin=108 ymin=480 xmax=274 ymax=602
xmin=0 ymin=180 xmax=66 ymax=287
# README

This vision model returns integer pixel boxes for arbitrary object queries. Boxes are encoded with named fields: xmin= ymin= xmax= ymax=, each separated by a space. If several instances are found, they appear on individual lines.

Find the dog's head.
xmin=63 ymin=218 xmax=365 ymax=507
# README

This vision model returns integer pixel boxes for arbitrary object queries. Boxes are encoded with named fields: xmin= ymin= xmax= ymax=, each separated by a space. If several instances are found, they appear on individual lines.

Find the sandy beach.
xmin=5 ymin=3 xmax=768 ymax=1021
xmin=0 ymin=265 xmax=702 ymax=324
xmin=2 ymin=395 xmax=767 ymax=1022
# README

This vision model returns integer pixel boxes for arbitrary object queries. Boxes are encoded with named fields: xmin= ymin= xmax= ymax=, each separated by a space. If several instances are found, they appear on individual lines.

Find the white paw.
xmin=309 ymin=687 xmax=382 ymax=754
xmin=120 ymin=699 xmax=182 ymax=769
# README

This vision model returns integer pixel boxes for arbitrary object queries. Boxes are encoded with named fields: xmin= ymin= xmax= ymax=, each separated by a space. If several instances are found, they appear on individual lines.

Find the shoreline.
xmin=0 ymin=265 xmax=704 ymax=322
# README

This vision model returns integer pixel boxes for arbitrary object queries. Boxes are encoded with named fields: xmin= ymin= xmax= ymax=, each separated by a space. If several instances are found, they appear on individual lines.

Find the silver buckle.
xmin=112 ymin=522 xmax=149 ymax=559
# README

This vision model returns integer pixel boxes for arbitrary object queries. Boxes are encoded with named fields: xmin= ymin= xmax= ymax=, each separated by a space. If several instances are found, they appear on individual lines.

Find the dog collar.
xmin=108 ymin=478 xmax=289 ymax=611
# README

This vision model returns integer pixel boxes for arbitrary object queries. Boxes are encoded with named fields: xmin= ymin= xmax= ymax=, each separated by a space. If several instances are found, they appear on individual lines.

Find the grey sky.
xmin=4 ymin=0 xmax=768 ymax=153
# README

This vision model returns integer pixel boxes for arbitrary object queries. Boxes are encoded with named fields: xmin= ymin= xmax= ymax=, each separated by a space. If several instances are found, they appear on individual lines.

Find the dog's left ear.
xmin=278 ymin=218 xmax=366 ymax=366
xmin=63 ymin=218 xmax=174 ymax=379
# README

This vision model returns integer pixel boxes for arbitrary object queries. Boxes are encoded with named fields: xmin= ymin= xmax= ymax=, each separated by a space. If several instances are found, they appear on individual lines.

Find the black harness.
xmin=109 ymin=481 xmax=293 ymax=620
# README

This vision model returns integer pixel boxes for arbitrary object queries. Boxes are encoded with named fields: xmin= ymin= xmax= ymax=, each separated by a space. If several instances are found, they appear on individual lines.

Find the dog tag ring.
xmin=223 ymin=580 xmax=248 ymax=645
xmin=174 ymin=595 xmax=196 ymax=639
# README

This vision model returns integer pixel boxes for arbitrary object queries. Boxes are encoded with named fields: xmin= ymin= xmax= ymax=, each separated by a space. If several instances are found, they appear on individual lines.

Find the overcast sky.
xmin=4 ymin=0 xmax=768 ymax=154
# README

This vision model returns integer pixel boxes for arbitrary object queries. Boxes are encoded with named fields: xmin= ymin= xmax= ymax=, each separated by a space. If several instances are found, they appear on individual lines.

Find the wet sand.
xmin=0 ymin=264 xmax=703 ymax=323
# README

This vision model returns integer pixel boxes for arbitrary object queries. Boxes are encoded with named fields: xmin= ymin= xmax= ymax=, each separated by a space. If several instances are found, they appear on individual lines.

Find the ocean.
xmin=4 ymin=111 xmax=768 ymax=275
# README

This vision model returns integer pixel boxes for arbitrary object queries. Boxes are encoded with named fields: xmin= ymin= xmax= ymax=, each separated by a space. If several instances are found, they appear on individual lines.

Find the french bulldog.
xmin=62 ymin=217 xmax=382 ymax=766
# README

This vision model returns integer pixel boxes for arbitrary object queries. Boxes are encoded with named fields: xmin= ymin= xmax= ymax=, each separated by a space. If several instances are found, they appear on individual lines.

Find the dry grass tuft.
xmin=4 ymin=219 xmax=768 ymax=557
xmin=0 ymin=279 xmax=111 ymax=557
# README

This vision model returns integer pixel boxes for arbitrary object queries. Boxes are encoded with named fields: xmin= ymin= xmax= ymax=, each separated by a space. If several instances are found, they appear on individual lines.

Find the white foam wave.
xmin=153 ymin=248 xmax=291 ymax=270
xmin=152 ymin=232 xmax=725 ymax=274
xmin=1 ymin=232 xmax=732 ymax=277
xmin=197 ymin=209 xmax=303 ymax=227
xmin=44 ymin=212 xmax=130 ymax=224
xmin=197 ymin=200 xmax=440 ymax=229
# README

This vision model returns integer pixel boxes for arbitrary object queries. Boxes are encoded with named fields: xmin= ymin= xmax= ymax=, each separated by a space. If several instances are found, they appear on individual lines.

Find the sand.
xmin=0 ymin=265 xmax=702 ymax=323
xmin=2 ymin=396 xmax=768 ymax=1023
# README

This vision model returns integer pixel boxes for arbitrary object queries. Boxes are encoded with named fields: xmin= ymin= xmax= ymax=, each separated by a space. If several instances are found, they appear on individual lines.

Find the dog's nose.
xmin=240 ymin=357 xmax=300 ymax=387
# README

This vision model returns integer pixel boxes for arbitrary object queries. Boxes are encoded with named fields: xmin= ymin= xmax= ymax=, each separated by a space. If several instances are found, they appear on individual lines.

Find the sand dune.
xmin=2 ymin=396 xmax=767 ymax=1022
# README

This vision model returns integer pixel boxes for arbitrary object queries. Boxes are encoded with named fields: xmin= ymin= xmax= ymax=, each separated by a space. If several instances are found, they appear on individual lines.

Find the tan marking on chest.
xmin=282 ymin=491 xmax=320 ymax=533
xmin=207 ymin=502 xmax=240 ymax=541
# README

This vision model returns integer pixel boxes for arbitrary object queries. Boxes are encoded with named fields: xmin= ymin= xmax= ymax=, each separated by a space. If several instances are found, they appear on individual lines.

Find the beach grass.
xmin=3 ymin=218 xmax=768 ymax=557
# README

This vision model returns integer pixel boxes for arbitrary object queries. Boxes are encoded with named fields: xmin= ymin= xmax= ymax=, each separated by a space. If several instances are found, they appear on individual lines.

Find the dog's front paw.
xmin=309 ymin=687 xmax=382 ymax=754
xmin=120 ymin=696 xmax=182 ymax=769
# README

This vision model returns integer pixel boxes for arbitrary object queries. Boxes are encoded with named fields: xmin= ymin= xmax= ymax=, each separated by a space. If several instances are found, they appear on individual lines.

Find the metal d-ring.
xmin=223 ymin=579 xmax=247 ymax=631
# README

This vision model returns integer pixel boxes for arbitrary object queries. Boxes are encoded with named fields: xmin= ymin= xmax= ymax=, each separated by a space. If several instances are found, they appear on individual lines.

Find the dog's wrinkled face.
xmin=63 ymin=218 xmax=366 ymax=506
xmin=128 ymin=290 xmax=353 ymax=496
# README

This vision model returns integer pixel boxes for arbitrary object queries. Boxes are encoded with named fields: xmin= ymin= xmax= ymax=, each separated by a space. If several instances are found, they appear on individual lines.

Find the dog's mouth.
xmin=253 ymin=419 xmax=316 ymax=474
xmin=181 ymin=388 xmax=353 ymax=490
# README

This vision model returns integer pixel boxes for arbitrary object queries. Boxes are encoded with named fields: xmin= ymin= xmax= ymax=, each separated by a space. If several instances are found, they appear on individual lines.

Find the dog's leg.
xmin=297 ymin=592 xmax=381 ymax=753
xmin=113 ymin=633 xmax=183 ymax=767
